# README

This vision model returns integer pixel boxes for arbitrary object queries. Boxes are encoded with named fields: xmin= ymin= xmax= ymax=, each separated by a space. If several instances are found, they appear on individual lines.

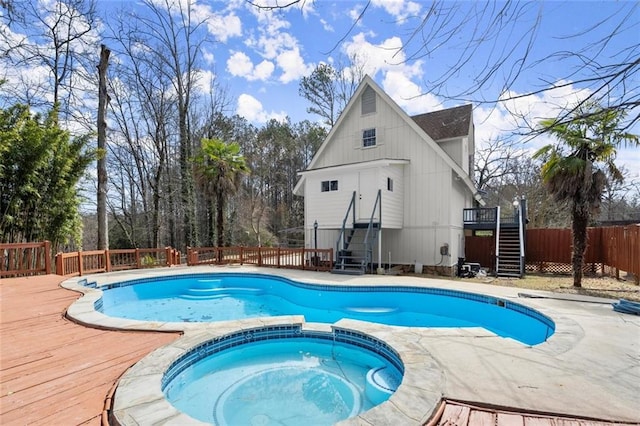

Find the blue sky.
xmin=3 ymin=0 xmax=639 ymax=180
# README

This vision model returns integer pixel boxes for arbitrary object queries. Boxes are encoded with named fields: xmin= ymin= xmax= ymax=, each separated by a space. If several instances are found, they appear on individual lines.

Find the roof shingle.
xmin=411 ymin=104 xmax=472 ymax=141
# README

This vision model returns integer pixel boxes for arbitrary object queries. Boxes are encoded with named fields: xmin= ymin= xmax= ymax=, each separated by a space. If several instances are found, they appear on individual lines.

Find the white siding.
xmin=306 ymin=173 xmax=358 ymax=229
xmin=437 ymin=138 xmax=464 ymax=170
xmin=380 ymin=165 xmax=403 ymax=228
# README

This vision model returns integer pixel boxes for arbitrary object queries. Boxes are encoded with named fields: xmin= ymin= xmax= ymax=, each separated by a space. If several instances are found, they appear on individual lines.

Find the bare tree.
xmin=475 ymin=137 xmax=522 ymax=196
xmin=96 ymin=44 xmax=110 ymax=250
xmin=109 ymin=0 xmax=208 ymax=249
xmin=0 ymin=0 xmax=98 ymax=123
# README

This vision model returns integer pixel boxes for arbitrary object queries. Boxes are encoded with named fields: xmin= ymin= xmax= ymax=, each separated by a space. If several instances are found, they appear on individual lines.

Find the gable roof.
xmin=295 ymin=75 xmax=483 ymax=204
xmin=411 ymin=104 xmax=472 ymax=141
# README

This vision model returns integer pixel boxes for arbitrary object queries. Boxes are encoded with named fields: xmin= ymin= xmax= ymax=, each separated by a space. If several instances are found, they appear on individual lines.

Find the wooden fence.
xmin=187 ymin=246 xmax=334 ymax=272
xmin=466 ymin=225 xmax=639 ymax=282
xmin=1 ymin=241 xmax=52 ymax=277
xmin=0 ymin=243 xmax=333 ymax=277
xmin=55 ymin=247 xmax=181 ymax=276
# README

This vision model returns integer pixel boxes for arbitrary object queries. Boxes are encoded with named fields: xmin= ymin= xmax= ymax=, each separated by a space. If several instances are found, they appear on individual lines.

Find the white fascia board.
xmin=300 ymin=158 xmax=410 ymax=177
xmin=293 ymin=159 xmax=409 ymax=196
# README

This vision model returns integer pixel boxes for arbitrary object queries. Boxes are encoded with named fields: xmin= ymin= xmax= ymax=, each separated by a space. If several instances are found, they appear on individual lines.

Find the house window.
xmin=362 ymin=128 xmax=376 ymax=147
xmin=387 ymin=177 xmax=393 ymax=192
xmin=361 ymin=86 xmax=376 ymax=115
xmin=321 ymin=180 xmax=338 ymax=192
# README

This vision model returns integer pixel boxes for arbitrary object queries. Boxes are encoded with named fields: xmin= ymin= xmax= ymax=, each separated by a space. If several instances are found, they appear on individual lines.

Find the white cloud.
xmin=382 ymin=70 xmax=441 ymax=115
xmin=253 ymin=60 xmax=275 ymax=80
xmin=499 ymin=81 xmax=594 ymax=129
xmin=320 ymin=18 xmax=333 ymax=32
xmin=236 ymin=93 xmax=287 ymax=123
xmin=250 ymin=31 xmax=298 ymax=60
xmin=277 ymin=47 xmax=312 ymax=83
xmin=343 ymin=33 xmax=405 ymax=78
xmin=203 ymin=10 xmax=242 ymax=43
xmin=226 ymin=51 xmax=274 ymax=81
xmin=473 ymin=81 xmax=640 ymax=173
xmin=342 ymin=32 xmax=434 ymax=115
xmin=227 ymin=51 xmax=254 ymax=76
xmin=371 ymin=0 xmax=421 ymax=21
xmin=193 ymin=69 xmax=218 ymax=94
xmin=202 ymin=49 xmax=215 ymax=65
xmin=243 ymin=4 xmax=311 ymax=84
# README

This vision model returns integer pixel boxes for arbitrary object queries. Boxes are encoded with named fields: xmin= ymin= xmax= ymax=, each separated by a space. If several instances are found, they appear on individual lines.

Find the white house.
xmin=293 ymin=76 xmax=483 ymax=275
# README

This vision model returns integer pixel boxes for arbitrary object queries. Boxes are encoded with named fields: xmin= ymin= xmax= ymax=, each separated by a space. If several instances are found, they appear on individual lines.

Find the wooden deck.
xmin=0 ymin=275 xmax=179 ymax=425
xmin=428 ymin=399 xmax=635 ymax=426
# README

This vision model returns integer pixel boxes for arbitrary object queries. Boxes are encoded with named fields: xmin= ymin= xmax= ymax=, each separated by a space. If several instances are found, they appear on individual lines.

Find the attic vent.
xmin=361 ymin=86 xmax=376 ymax=115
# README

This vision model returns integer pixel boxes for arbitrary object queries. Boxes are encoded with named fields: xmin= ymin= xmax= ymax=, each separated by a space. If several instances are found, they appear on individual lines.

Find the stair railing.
xmin=517 ymin=202 xmax=525 ymax=277
xmin=495 ymin=206 xmax=500 ymax=275
xmin=335 ymin=191 xmax=357 ymax=268
xmin=363 ymin=189 xmax=382 ymax=273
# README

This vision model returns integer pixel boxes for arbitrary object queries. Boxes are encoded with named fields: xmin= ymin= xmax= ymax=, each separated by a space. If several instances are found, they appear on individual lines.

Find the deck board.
xmin=0 ymin=275 xmax=179 ymax=425
xmin=430 ymin=400 xmax=633 ymax=426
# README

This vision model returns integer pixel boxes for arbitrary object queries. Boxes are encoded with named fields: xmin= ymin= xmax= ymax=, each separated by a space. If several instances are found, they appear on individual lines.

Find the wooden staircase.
xmin=496 ymin=226 xmax=523 ymax=278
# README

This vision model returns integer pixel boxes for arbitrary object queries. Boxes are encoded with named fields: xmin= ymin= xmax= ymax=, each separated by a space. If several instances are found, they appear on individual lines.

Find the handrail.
xmin=335 ymin=191 xmax=357 ymax=258
xmin=495 ymin=206 xmax=501 ymax=275
xmin=517 ymin=202 xmax=525 ymax=277
xmin=363 ymin=189 xmax=382 ymax=273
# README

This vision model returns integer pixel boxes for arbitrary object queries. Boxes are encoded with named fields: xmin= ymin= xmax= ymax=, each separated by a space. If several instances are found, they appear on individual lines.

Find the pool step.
xmin=180 ymin=286 xmax=262 ymax=300
xmin=345 ymin=307 xmax=399 ymax=314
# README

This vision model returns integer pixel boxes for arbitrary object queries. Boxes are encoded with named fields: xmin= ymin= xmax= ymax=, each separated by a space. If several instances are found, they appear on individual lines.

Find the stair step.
xmin=354 ymin=222 xmax=380 ymax=229
xmin=332 ymin=267 xmax=365 ymax=275
xmin=497 ymin=272 xmax=522 ymax=278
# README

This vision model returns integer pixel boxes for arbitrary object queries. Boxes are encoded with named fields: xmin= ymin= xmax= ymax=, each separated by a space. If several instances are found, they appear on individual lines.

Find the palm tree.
xmin=534 ymin=105 xmax=638 ymax=287
xmin=194 ymin=138 xmax=249 ymax=247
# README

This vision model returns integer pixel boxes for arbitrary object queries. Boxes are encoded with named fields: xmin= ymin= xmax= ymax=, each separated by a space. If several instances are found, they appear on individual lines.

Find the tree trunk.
xmin=571 ymin=205 xmax=589 ymax=288
xmin=97 ymin=44 xmax=110 ymax=250
xmin=216 ymin=185 xmax=225 ymax=248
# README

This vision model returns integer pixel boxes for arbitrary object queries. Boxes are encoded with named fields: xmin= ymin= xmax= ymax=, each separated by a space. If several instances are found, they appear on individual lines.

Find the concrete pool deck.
xmin=61 ymin=265 xmax=640 ymax=425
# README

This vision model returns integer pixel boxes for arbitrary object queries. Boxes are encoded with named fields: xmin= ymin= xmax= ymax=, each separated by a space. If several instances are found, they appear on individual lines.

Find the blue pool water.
xmin=162 ymin=328 xmax=403 ymax=425
xmin=97 ymin=273 xmax=555 ymax=345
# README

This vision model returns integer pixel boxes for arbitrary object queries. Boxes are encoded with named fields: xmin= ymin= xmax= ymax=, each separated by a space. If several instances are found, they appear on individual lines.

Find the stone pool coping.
xmin=61 ymin=266 xmax=640 ymax=424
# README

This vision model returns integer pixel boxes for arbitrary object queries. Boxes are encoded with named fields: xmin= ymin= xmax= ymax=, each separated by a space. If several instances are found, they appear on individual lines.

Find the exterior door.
xmin=357 ymin=169 xmax=379 ymax=222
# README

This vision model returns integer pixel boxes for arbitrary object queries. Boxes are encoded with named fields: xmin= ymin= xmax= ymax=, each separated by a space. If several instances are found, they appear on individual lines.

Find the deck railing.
xmin=463 ymin=207 xmax=498 ymax=225
xmin=187 ymin=246 xmax=333 ymax=272
xmin=463 ymin=207 xmax=523 ymax=225
xmin=55 ymin=247 xmax=181 ymax=276
xmin=0 ymin=241 xmax=52 ymax=277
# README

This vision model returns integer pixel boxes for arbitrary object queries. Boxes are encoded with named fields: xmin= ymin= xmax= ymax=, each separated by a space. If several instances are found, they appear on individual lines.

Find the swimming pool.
xmin=162 ymin=326 xmax=403 ymax=425
xmin=96 ymin=273 xmax=554 ymax=345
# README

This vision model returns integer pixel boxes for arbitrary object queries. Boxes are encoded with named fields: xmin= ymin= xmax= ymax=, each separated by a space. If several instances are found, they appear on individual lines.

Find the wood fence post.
xmin=105 ymin=249 xmax=112 ymax=272
xmin=277 ymin=247 xmax=281 ymax=268
xmin=44 ymin=241 xmax=51 ymax=274
xmin=135 ymin=248 xmax=141 ymax=269
xmin=302 ymin=248 xmax=306 ymax=271
xmin=78 ymin=251 xmax=84 ymax=276
xmin=240 ymin=247 xmax=244 ymax=265
xmin=165 ymin=247 xmax=171 ymax=266
xmin=55 ymin=252 xmax=63 ymax=275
